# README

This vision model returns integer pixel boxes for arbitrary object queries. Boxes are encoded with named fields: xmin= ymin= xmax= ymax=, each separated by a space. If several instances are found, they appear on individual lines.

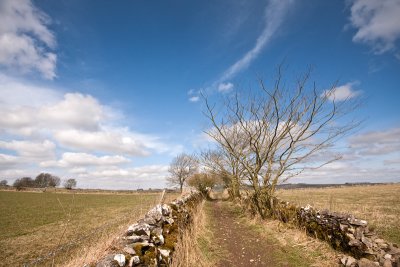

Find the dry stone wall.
xmin=95 ymin=191 xmax=203 ymax=267
xmin=242 ymin=197 xmax=400 ymax=267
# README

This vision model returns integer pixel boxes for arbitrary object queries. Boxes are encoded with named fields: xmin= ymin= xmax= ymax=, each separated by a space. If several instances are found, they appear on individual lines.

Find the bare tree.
xmin=167 ymin=153 xmax=198 ymax=193
xmin=34 ymin=173 xmax=60 ymax=188
xmin=13 ymin=177 xmax=35 ymax=190
xmin=203 ymin=68 xmax=359 ymax=217
xmin=187 ymin=172 xmax=220 ymax=197
xmin=0 ymin=180 xmax=8 ymax=187
xmin=64 ymin=179 xmax=77 ymax=190
xmin=200 ymin=148 xmax=244 ymax=199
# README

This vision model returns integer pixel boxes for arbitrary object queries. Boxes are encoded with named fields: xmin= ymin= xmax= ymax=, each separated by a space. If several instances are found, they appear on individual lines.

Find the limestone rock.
xmin=358 ymin=258 xmax=377 ymax=267
xmin=113 ymin=254 xmax=125 ymax=267
xmin=382 ymin=259 xmax=392 ymax=267
xmin=127 ymin=223 xmax=151 ymax=236
xmin=158 ymin=248 xmax=171 ymax=258
xmin=123 ymin=246 xmax=136 ymax=255
xmin=341 ymin=256 xmax=356 ymax=267
xmin=132 ymin=255 xmax=140 ymax=265
xmin=96 ymin=255 xmax=120 ymax=267
xmin=126 ymin=234 xmax=149 ymax=243
xmin=146 ymin=205 xmax=163 ymax=222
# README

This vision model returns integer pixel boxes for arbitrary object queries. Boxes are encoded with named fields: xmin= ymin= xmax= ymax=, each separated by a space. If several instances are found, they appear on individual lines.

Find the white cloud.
xmin=189 ymin=96 xmax=200 ymax=102
xmin=39 ymin=93 xmax=105 ymax=131
xmin=217 ymin=82 xmax=234 ymax=93
xmin=53 ymin=129 xmax=151 ymax=156
xmin=41 ymin=152 xmax=130 ymax=168
xmin=349 ymin=127 xmax=400 ymax=155
xmin=348 ymin=0 xmax=400 ymax=54
xmin=79 ymin=164 xmax=169 ymax=179
xmin=0 ymin=92 xmax=106 ymax=136
xmin=0 ymin=76 xmax=181 ymax=189
xmin=0 ymin=0 xmax=57 ymax=79
xmin=219 ymin=0 xmax=293 ymax=82
xmin=0 ymin=153 xmax=19 ymax=167
xmin=322 ymin=82 xmax=362 ymax=101
xmin=0 ymin=140 xmax=55 ymax=160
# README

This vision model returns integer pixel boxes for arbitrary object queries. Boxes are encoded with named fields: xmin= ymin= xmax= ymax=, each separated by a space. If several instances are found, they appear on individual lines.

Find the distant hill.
xmin=276 ymin=182 xmax=390 ymax=190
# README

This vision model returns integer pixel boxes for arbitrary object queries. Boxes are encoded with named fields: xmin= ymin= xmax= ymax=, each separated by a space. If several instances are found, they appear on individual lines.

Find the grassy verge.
xmin=277 ymin=184 xmax=400 ymax=245
xmin=0 ymin=190 xmax=179 ymax=266
xmin=172 ymin=200 xmax=218 ymax=267
xmin=226 ymin=202 xmax=339 ymax=267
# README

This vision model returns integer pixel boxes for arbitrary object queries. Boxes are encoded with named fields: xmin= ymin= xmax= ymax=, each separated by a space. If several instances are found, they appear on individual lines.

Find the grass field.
xmin=277 ymin=184 xmax=400 ymax=245
xmin=0 ymin=190 xmax=179 ymax=267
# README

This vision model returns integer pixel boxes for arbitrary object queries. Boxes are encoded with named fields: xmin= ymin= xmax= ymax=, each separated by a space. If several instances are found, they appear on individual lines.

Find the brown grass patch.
xmin=172 ymin=200 xmax=216 ymax=267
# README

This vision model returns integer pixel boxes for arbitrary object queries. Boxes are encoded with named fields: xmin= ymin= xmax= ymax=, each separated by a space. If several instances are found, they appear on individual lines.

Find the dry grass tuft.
xmin=171 ymin=200 xmax=215 ymax=267
xmin=246 ymin=216 xmax=340 ymax=267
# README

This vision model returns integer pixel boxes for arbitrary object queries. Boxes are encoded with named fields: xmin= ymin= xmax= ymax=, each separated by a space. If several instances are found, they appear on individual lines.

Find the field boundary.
xmin=241 ymin=196 xmax=400 ymax=266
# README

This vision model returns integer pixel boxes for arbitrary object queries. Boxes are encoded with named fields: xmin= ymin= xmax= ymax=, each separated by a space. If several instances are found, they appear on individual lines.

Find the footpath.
xmin=207 ymin=200 xmax=285 ymax=267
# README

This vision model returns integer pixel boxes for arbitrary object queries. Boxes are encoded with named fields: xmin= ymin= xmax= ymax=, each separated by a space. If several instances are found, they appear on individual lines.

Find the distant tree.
xmin=48 ymin=176 xmax=60 ymax=187
xmin=13 ymin=177 xmax=35 ymax=190
xmin=167 ymin=153 xmax=198 ymax=193
xmin=0 ymin=180 xmax=8 ymax=186
xmin=35 ymin=173 xmax=60 ymax=188
xmin=187 ymin=172 xmax=220 ymax=197
xmin=64 ymin=179 xmax=77 ymax=190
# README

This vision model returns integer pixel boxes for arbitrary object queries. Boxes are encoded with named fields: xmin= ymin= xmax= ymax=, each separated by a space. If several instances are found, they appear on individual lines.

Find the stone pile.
xmin=95 ymin=191 xmax=202 ymax=267
xmin=267 ymin=199 xmax=400 ymax=267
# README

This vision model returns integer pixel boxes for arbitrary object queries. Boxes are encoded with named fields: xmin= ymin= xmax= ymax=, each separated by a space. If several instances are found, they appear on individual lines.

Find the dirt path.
xmin=208 ymin=200 xmax=285 ymax=267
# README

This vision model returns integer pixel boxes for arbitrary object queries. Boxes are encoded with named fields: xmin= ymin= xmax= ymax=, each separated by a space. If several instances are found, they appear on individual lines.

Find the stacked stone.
xmin=273 ymin=200 xmax=400 ymax=267
xmin=95 ymin=191 xmax=202 ymax=267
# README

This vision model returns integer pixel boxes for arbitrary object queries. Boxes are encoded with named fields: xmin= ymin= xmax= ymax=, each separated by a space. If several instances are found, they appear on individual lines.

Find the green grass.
xmin=0 ymin=190 xmax=179 ymax=266
xmin=277 ymin=184 xmax=400 ymax=245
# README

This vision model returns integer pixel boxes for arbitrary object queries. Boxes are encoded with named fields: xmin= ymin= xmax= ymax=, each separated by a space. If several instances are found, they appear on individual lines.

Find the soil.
xmin=208 ymin=200 xmax=288 ymax=267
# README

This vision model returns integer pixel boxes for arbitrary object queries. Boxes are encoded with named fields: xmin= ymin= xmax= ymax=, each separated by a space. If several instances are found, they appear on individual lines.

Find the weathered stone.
xmin=146 ymin=205 xmax=163 ymax=221
xmin=388 ymin=245 xmax=400 ymax=255
xmin=139 ymin=217 xmax=157 ymax=225
xmin=161 ymin=204 xmax=171 ymax=216
xmin=349 ymin=218 xmax=368 ymax=227
xmin=151 ymin=227 xmax=164 ymax=245
xmin=132 ymin=255 xmax=140 ymax=265
xmin=128 ymin=223 xmax=151 ymax=236
xmin=349 ymin=239 xmax=362 ymax=247
xmin=340 ymin=224 xmax=349 ymax=232
xmin=96 ymin=255 xmax=120 ymax=267
xmin=126 ymin=234 xmax=149 ymax=243
xmin=158 ymin=248 xmax=171 ymax=258
xmin=162 ymin=217 xmax=174 ymax=225
xmin=123 ymin=246 xmax=136 ymax=255
xmin=362 ymin=236 xmax=373 ymax=248
xmin=113 ymin=254 xmax=125 ymax=267
xmin=358 ymin=258 xmax=377 ymax=267
xmin=382 ymin=259 xmax=392 ymax=267
xmin=341 ymin=256 xmax=357 ymax=267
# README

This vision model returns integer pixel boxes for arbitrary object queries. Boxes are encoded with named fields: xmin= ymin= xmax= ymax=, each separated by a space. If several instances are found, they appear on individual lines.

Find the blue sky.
xmin=0 ymin=0 xmax=399 ymax=189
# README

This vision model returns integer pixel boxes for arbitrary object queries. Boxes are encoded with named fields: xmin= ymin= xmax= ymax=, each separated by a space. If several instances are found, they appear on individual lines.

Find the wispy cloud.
xmin=292 ymin=127 xmax=400 ymax=184
xmin=189 ymin=96 xmax=200 ymax=102
xmin=0 ymin=0 xmax=57 ymax=79
xmin=217 ymin=82 xmax=234 ymax=93
xmin=322 ymin=81 xmax=362 ymax=101
xmin=188 ymin=0 xmax=294 ymax=102
xmin=218 ymin=0 xmax=294 ymax=83
xmin=348 ymin=0 xmax=400 ymax=54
